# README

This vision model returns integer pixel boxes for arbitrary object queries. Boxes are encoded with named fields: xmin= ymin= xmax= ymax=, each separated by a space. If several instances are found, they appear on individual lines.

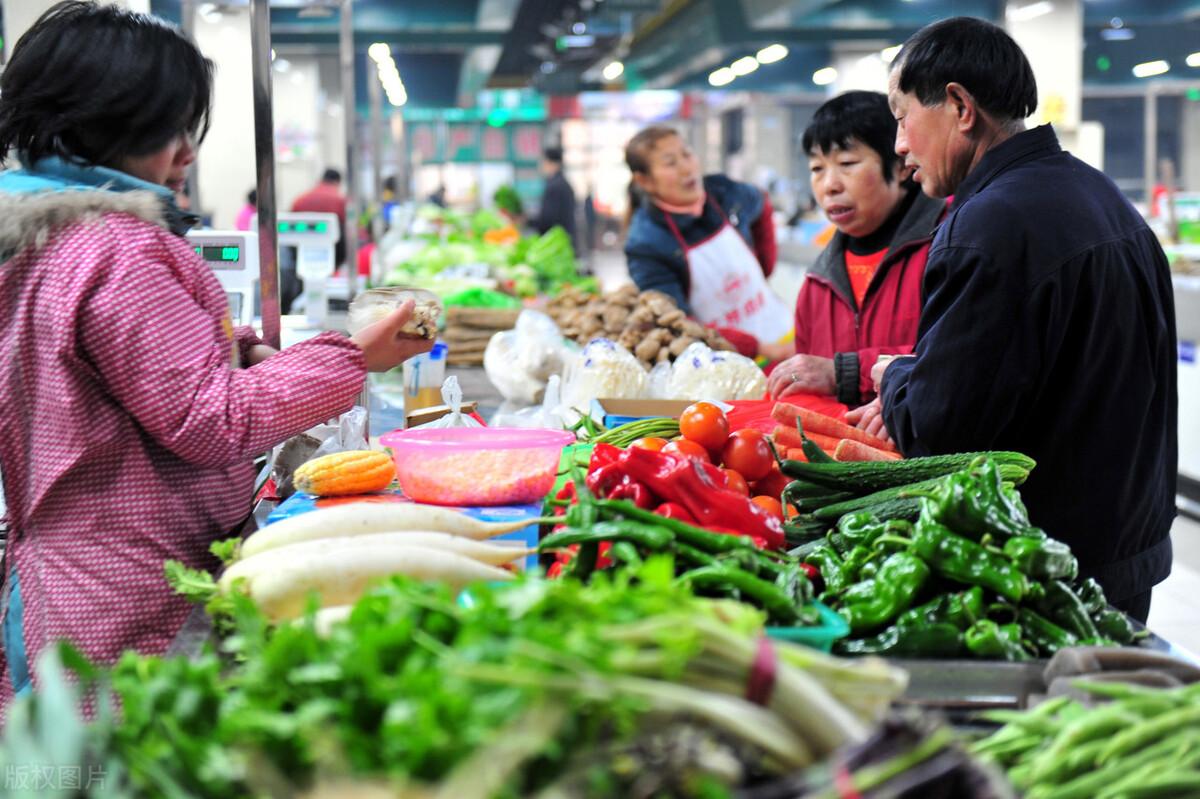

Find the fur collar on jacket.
xmin=0 ymin=190 xmax=169 ymax=261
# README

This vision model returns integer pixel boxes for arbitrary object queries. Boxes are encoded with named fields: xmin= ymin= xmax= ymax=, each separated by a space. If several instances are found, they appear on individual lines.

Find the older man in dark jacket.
xmin=850 ymin=17 xmax=1177 ymax=621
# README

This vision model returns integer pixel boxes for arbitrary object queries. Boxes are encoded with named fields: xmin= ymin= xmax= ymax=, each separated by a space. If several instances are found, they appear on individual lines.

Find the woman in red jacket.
xmin=769 ymin=91 xmax=947 ymax=405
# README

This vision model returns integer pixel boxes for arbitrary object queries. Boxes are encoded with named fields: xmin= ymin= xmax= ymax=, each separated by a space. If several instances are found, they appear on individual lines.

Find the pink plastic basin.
xmin=380 ymin=427 xmax=576 ymax=506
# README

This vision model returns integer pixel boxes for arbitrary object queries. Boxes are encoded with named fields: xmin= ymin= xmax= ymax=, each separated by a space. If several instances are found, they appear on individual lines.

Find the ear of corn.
xmin=293 ymin=450 xmax=396 ymax=497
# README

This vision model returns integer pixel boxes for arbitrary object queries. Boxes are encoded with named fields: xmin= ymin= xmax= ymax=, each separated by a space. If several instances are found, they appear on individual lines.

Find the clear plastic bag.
xmin=483 ymin=310 xmax=574 ymax=405
xmin=408 ymin=376 xmax=483 ymax=430
xmin=561 ymin=338 xmax=649 ymax=415
xmin=491 ymin=375 xmax=569 ymax=430
xmin=272 ymin=406 xmax=369 ymax=499
xmin=660 ymin=342 xmax=768 ymax=401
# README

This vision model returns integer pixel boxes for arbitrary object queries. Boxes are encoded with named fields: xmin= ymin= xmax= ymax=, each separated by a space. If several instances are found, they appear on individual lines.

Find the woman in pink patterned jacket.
xmin=0 ymin=2 xmax=432 ymax=715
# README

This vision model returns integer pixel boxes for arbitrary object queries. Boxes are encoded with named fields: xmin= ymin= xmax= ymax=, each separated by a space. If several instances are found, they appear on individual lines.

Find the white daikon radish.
xmin=309 ymin=605 xmax=353 ymax=637
xmin=220 ymin=532 xmax=531 ymax=589
xmin=240 ymin=503 xmax=544 ymax=559
xmin=236 ymin=545 xmax=513 ymax=622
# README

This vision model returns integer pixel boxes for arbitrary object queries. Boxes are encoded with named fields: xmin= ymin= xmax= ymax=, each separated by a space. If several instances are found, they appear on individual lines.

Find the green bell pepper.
xmin=836 ymin=621 xmax=963 ymax=657
xmin=836 ymin=551 xmax=930 ymax=633
xmin=966 ymin=619 xmax=1032 ymax=661
xmin=897 ymin=586 xmax=985 ymax=631
xmin=1094 ymin=607 xmax=1138 ymax=645
xmin=1035 ymin=579 xmax=1101 ymax=641
xmin=803 ymin=543 xmax=848 ymax=597
xmin=1018 ymin=608 xmax=1078 ymax=657
xmin=911 ymin=513 xmax=1032 ymax=603
xmin=917 ymin=457 xmax=1045 ymax=543
xmin=1003 ymin=535 xmax=1079 ymax=581
xmin=828 ymin=511 xmax=885 ymax=555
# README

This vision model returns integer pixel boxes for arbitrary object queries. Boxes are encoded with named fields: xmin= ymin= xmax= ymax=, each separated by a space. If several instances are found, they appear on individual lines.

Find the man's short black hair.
xmin=802 ymin=91 xmax=905 ymax=183
xmin=0 ymin=1 xmax=213 ymax=168
xmin=322 ymin=168 xmax=342 ymax=183
xmin=543 ymin=146 xmax=564 ymax=164
xmin=895 ymin=16 xmax=1037 ymax=122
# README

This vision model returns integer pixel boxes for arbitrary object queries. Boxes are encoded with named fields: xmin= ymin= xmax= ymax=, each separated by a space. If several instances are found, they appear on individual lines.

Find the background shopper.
xmin=769 ymin=91 xmax=945 ymax=406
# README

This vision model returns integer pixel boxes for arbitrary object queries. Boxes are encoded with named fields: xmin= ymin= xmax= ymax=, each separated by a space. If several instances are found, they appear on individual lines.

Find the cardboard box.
xmin=591 ymin=398 xmax=693 ymax=429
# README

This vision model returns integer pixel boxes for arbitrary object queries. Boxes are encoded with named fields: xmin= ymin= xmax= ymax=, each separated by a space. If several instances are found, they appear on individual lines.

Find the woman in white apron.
xmin=623 ymin=126 xmax=793 ymax=361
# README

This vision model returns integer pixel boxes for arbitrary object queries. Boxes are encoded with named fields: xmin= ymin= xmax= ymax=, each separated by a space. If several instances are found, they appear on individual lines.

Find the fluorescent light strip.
xmin=1132 ymin=60 xmax=1169 ymax=78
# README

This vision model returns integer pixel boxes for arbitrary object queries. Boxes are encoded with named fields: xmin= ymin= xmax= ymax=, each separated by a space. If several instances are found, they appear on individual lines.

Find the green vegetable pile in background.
xmin=797 ymin=456 xmax=1140 ymax=660
xmin=0 ymin=563 xmax=906 ymax=798
xmin=972 ymin=681 xmax=1200 ymax=798
xmin=493 ymin=184 xmax=523 ymax=217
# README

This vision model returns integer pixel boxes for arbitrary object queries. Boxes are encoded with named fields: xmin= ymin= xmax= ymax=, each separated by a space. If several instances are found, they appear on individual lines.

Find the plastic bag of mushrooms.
xmin=544 ymin=284 xmax=737 ymax=372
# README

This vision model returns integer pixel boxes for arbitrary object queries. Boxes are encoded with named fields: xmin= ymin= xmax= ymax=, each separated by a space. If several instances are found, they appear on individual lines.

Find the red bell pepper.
xmin=610 ymin=481 xmax=656 ymax=509
xmin=617 ymin=447 xmax=786 ymax=550
xmin=655 ymin=502 xmax=697 ymax=524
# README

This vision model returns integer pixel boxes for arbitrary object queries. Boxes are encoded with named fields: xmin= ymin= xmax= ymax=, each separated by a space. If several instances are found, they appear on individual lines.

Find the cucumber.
xmin=853 ymin=497 xmax=922 ymax=523
xmin=813 ymin=474 xmax=1023 ymax=521
xmin=780 ymin=451 xmax=1035 ymax=493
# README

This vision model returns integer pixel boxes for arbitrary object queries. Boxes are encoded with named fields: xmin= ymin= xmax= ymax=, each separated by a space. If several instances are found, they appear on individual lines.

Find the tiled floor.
xmin=1146 ymin=512 xmax=1200 ymax=657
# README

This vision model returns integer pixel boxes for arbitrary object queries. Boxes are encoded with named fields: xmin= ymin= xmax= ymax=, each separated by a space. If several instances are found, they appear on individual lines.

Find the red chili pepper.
xmin=589 ymin=443 xmax=623 ymax=471
xmin=617 ymin=447 xmax=786 ymax=550
xmin=610 ymin=481 xmax=656 ymax=509
xmin=655 ymin=502 xmax=697 ymax=524
xmin=552 ymin=481 xmax=576 ymax=516
xmin=800 ymin=563 xmax=820 ymax=582
xmin=586 ymin=462 xmax=629 ymax=497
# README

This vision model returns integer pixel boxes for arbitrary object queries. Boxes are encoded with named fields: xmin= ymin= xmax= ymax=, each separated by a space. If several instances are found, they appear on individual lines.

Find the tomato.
xmin=721 ymin=429 xmax=774 ymax=482
xmin=679 ymin=402 xmax=730 ymax=454
xmin=723 ymin=469 xmax=750 ymax=496
xmin=630 ymin=436 xmax=669 ymax=451
xmin=751 ymin=495 xmax=784 ymax=519
xmin=751 ymin=467 xmax=791 ymax=500
xmin=663 ymin=439 xmax=711 ymax=463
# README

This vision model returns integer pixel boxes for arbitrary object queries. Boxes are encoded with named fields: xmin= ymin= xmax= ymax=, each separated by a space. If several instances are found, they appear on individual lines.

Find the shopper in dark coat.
xmin=851 ymin=17 xmax=1177 ymax=620
xmin=532 ymin=146 xmax=577 ymax=249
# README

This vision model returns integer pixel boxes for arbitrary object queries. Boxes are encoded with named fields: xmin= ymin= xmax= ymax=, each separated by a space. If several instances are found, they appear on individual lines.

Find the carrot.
xmin=834 ymin=438 xmax=902 ymax=462
xmin=771 ymin=402 xmax=898 ymax=454
xmin=785 ymin=448 xmax=808 ymax=462
xmin=772 ymin=425 xmax=840 ymax=456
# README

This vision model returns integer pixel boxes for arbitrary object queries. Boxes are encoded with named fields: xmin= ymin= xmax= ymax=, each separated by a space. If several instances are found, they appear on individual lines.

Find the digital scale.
xmin=186 ymin=230 xmax=259 ymax=327
xmin=263 ymin=212 xmax=340 ymax=329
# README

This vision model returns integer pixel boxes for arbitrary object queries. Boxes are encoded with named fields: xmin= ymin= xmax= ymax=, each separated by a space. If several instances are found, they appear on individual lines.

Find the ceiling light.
xmin=1100 ymin=27 xmax=1135 ymax=41
xmin=812 ymin=66 xmax=838 ymax=86
xmin=602 ymin=61 xmax=625 ymax=81
xmin=270 ymin=48 xmax=276 ymax=61
xmin=1132 ymin=60 xmax=1169 ymax=78
xmin=1006 ymin=1 xmax=1053 ymax=23
xmin=880 ymin=45 xmax=902 ymax=64
xmin=1188 ymin=52 xmax=1200 ymax=68
xmin=368 ymin=42 xmax=391 ymax=62
xmin=572 ymin=22 xmax=586 ymax=35
xmin=755 ymin=44 xmax=788 ymax=64
xmin=540 ymin=61 xmax=557 ymax=74
xmin=708 ymin=67 xmax=735 ymax=87
xmin=731 ymin=56 xmax=759 ymax=76
xmin=197 ymin=2 xmax=221 ymax=22
xmin=273 ymin=58 xmax=291 ymax=73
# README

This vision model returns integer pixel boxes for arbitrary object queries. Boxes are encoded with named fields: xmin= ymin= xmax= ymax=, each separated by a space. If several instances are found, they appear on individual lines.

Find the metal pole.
xmin=250 ymin=0 xmax=281 ymax=349
xmin=1143 ymin=85 xmax=1158 ymax=204
xmin=394 ymin=111 xmax=409 ymax=202
xmin=180 ymin=0 xmax=202 ymax=217
xmin=339 ymin=0 xmax=359 ymax=298
xmin=340 ymin=0 xmax=370 ymax=435
xmin=368 ymin=55 xmax=384 ymax=243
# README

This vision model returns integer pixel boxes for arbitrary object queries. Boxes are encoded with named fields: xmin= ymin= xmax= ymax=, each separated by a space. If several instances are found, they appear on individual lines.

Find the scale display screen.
xmin=278 ymin=221 xmax=329 ymax=234
xmin=194 ymin=245 xmax=242 ymax=270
